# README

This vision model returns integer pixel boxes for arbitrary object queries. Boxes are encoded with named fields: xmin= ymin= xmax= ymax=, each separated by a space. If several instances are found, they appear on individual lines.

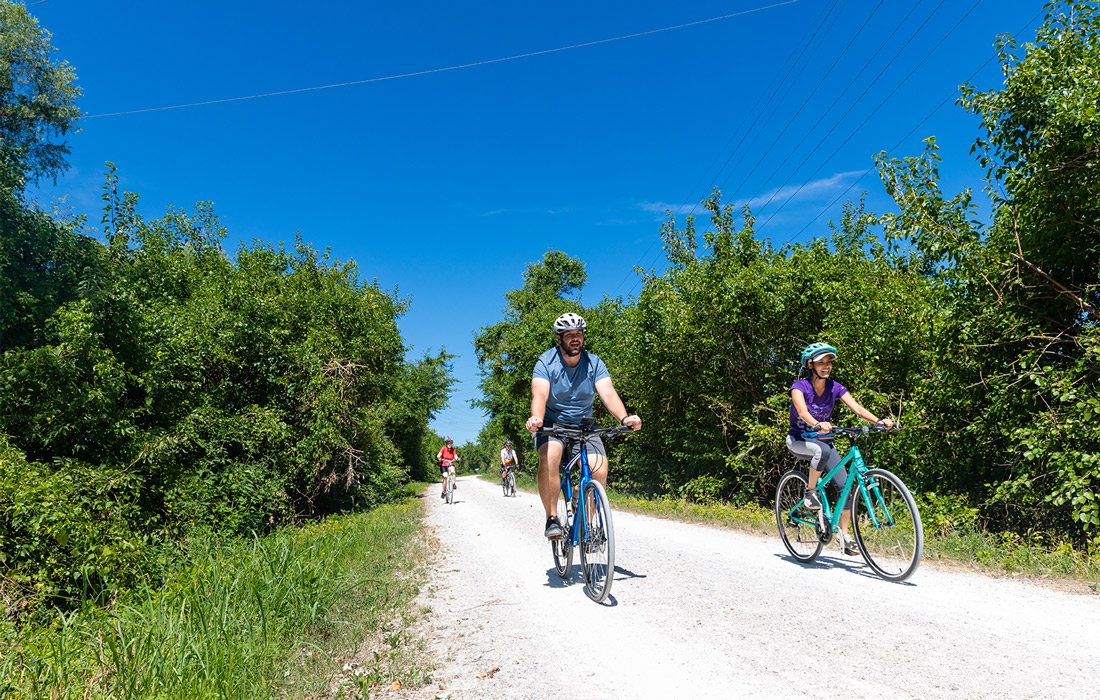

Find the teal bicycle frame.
xmin=789 ymin=431 xmax=895 ymax=536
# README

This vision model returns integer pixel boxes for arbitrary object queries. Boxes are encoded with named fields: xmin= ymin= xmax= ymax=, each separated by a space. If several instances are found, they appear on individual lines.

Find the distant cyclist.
xmin=526 ymin=312 xmax=641 ymax=540
xmin=437 ymin=437 xmax=461 ymax=499
xmin=786 ymin=342 xmax=894 ymax=555
xmin=500 ymin=439 xmax=518 ymax=488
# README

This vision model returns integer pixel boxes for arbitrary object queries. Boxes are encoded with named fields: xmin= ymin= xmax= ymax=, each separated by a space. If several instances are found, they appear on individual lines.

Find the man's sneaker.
xmin=544 ymin=516 xmax=564 ymax=540
xmin=802 ymin=489 xmax=822 ymax=510
xmin=843 ymin=538 xmax=860 ymax=556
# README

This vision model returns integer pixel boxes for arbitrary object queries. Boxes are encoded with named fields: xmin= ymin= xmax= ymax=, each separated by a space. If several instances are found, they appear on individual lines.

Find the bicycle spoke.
xmin=853 ymin=469 xmax=923 ymax=581
xmin=580 ymin=481 xmax=614 ymax=603
xmin=775 ymin=470 xmax=823 ymax=562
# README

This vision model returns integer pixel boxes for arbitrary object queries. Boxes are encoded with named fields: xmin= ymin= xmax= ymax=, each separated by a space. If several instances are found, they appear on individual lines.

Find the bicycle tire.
xmin=507 ymin=472 xmax=516 ymax=497
xmin=446 ymin=473 xmax=455 ymax=505
xmin=580 ymin=480 xmax=615 ymax=603
xmin=851 ymin=468 xmax=923 ymax=582
xmin=775 ymin=470 xmax=824 ymax=563
xmin=552 ymin=489 xmax=573 ymax=578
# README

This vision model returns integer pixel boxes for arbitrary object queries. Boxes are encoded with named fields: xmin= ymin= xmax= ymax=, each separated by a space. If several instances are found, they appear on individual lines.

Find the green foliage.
xmin=474 ymin=2 xmax=1100 ymax=547
xmin=1 ymin=499 xmax=428 ymax=699
xmin=0 ymin=169 xmax=452 ymax=609
xmin=0 ymin=438 xmax=146 ymax=608
xmin=474 ymin=250 xmax=591 ymax=445
xmin=0 ymin=0 xmax=82 ymax=184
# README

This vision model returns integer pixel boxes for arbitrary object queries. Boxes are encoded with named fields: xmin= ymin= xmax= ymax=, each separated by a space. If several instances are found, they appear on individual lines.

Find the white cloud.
xmin=637 ymin=200 xmax=700 ymax=215
xmin=741 ymin=169 xmax=869 ymax=209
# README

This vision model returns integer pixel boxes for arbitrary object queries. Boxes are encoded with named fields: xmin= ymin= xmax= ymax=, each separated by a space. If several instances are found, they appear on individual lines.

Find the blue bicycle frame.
xmin=559 ymin=438 xmax=598 ymax=547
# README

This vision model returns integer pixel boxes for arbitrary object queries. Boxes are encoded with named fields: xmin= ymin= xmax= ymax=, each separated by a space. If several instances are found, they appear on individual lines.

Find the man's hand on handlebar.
xmin=526 ymin=415 xmax=543 ymax=433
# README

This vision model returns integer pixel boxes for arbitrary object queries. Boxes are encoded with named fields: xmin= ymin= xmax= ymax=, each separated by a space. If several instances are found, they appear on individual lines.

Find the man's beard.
xmin=561 ymin=341 xmax=583 ymax=357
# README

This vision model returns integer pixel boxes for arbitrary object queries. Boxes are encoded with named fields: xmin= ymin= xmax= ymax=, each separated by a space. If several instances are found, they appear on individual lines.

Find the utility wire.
xmin=757 ymin=0 xmax=981 ymax=236
xmin=607 ymin=0 xmax=836 ymax=299
xmin=778 ymin=6 xmax=1042 ymax=248
xmin=774 ymin=6 xmax=1047 ymax=248
xmin=683 ymin=0 xmax=841 ymax=220
xmin=722 ymin=0 xmax=887 ymax=205
xmin=749 ymin=0 xmax=953 ymax=222
xmin=620 ymin=0 xmax=911 ymax=298
xmin=84 ymin=1 xmax=799 ymax=119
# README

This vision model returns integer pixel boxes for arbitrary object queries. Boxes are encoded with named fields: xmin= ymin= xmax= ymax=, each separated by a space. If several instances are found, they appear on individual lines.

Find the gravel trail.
xmin=399 ymin=475 xmax=1098 ymax=699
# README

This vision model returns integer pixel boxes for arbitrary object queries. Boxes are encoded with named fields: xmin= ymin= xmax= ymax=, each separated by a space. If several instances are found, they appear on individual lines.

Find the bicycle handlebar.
xmin=535 ymin=423 xmax=635 ymax=441
xmin=800 ymin=424 xmax=897 ymax=440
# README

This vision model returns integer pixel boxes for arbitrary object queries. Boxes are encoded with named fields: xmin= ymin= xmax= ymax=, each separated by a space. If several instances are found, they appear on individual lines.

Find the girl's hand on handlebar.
xmin=815 ymin=421 xmax=832 ymax=434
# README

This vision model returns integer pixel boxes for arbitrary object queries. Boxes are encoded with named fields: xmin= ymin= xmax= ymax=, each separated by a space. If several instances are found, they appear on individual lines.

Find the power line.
xmin=683 ymin=0 xmax=842 ymax=220
xmin=748 ymin=0 xmax=953 ymax=224
xmin=774 ymin=2 xmax=1047 ymax=247
xmin=83 ymin=1 xmax=799 ymax=120
xmin=722 ymin=0 xmax=888 ymax=205
xmin=775 ymin=6 xmax=1047 ymax=247
xmin=757 ymin=0 xmax=981 ymax=237
xmin=607 ymin=0 xmax=836 ymax=299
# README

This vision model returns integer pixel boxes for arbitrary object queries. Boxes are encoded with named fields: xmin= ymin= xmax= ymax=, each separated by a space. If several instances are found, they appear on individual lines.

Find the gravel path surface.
xmin=398 ymin=476 xmax=1099 ymax=699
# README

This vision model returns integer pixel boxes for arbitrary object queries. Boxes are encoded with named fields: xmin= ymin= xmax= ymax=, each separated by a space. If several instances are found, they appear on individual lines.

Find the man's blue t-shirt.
xmin=532 ymin=347 xmax=610 ymax=425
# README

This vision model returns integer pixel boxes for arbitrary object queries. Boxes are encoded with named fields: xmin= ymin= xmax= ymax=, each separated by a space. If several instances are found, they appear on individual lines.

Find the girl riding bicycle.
xmin=787 ymin=342 xmax=894 ymax=555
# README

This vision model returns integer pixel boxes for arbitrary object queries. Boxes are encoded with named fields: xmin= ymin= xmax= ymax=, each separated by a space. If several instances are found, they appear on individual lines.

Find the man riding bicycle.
xmin=437 ymin=437 xmax=460 ymax=499
xmin=787 ymin=342 xmax=894 ymax=555
xmin=525 ymin=312 xmax=641 ymax=540
xmin=500 ymin=439 xmax=518 ymax=487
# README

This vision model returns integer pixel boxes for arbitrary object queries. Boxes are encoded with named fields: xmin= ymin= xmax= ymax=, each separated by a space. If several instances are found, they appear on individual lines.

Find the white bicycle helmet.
xmin=553 ymin=312 xmax=587 ymax=334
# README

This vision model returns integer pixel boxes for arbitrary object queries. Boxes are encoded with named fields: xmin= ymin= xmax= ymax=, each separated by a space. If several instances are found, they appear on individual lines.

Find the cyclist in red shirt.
xmin=437 ymin=437 xmax=461 ymax=498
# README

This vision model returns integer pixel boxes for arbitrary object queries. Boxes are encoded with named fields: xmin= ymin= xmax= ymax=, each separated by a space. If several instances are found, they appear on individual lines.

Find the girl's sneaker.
xmin=802 ymin=489 xmax=822 ymax=510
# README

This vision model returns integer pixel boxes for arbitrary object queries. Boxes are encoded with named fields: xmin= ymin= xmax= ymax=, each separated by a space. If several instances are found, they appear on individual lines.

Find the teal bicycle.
xmin=775 ymin=424 xmax=923 ymax=582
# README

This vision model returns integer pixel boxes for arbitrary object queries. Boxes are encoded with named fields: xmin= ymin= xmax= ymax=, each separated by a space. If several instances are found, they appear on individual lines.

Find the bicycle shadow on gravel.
xmin=613 ymin=566 xmax=647 ymax=581
xmin=773 ymin=553 xmax=917 ymax=586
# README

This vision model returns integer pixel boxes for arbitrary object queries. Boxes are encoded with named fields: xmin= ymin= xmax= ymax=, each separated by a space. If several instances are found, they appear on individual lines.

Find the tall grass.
xmin=1 ymin=491 xmax=429 ymax=698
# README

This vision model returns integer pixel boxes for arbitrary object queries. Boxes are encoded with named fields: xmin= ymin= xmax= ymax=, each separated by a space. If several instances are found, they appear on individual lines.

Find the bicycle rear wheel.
xmin=580 ymin=481 xmax=615 ymax=603
xmin=852 ymin=468 xmax=923 ymax=582
xmin=552 ymin=489 xmax=573 ymax=578
xmin=775 ymin=470 xmax=824 ymax=562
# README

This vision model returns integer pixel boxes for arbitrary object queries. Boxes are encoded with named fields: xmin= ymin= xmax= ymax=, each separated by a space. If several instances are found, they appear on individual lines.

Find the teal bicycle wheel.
xmin=580 ymin=481 xmax=615 ymax=603
xmin=775 ymin=470 xmax=824 ymax=562
xmin=852 ymin=468 xmax=923 ymax=582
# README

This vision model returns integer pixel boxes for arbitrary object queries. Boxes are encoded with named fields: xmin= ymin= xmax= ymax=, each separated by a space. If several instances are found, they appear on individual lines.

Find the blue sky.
xmin=25 ymin=0 xmax=1046 ymax=442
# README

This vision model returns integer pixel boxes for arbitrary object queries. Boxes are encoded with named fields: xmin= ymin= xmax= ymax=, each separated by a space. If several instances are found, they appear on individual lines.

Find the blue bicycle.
xmin=538 ymin=421 xmax=632 ymax=603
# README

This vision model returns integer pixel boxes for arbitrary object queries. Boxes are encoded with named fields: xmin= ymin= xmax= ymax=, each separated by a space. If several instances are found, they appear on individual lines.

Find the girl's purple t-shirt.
xmin=789 ymin=378 xmax=848 ymax=438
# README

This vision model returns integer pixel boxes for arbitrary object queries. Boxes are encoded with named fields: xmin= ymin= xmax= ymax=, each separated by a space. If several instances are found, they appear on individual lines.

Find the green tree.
xmin=474 ymin=250 xmax=589 ymax=446
xmin=0 ymin=0 xmax=81 ymax=185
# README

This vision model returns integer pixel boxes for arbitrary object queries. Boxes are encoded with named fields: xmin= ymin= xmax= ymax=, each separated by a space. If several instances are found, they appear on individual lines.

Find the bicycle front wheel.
xmin=446 ymin=474 xmax=455 ymax=504
xmin=580 ymin=481 xmax=615 ymax=603
xmin=775 ymin=470 xmax=824 ymax=562
xmin=552 ymin=489 xmax=573 ymax=578
xmin=507 ymin=473 xmax=516 ymax=497
xmin=852 ymin=468 xmax=923 ymax=582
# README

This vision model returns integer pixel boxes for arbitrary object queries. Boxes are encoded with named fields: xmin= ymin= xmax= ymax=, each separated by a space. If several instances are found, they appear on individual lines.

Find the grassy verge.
xmin=480 ymin=473 xmax=1100 ymax=588
xmin=0 ymin=485 xmax=432 ymax=699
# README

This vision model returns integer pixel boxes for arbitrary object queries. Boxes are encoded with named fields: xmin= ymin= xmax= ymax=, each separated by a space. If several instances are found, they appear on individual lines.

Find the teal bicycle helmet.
xmin=800 ymin=342 xmax=838 ymax=367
